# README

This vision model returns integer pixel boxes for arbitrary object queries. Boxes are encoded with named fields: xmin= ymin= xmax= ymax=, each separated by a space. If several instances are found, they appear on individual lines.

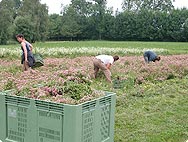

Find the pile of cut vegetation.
xmin=3 ymin=69 xmax=105 ymax=104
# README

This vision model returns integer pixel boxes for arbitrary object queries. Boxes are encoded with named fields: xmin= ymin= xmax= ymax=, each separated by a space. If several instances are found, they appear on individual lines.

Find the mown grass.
xmin=114 ymin=78 xmax=188 ymax=142
xmin=90 ymin=73 xmax=188 ymax=142
xmin=0 ymin=41 xmax=188 ymax=142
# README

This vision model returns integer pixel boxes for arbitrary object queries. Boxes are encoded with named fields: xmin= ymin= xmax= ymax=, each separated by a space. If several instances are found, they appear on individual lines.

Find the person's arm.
xmin=144 ymin=56 xmax=149 ymax=63
xmin=21 ymin=42 xmax=28 ymax=62
xmin=106 ymin=63 xmax=111 ymax=69
xmin=106 ymin=57 xmax=114 ymax=69
xmin=27 ymin=42 xmax=33 ymax=51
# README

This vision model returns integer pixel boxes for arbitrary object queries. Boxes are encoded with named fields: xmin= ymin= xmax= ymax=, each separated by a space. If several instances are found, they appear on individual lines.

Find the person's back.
xmin=95 ymin=55 xmax=114 ymax=65
xmin=93 ymin=54 xmax=119 ymax=83
xmin=144 ymin=51 xmax=160 ymax=63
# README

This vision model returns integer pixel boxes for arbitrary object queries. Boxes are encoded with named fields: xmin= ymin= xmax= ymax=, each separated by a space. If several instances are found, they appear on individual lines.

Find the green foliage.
xmin=0 ymin=0 xmax=15 ymax=44
xmin=0 ymin=0 xmax=188 ymax=43
xmin=16 ymin=87 xmax=30 ymax=96
xmin=113 ymin=77 xmax=135 ymax=89
xmin=3 ymin=79 xmax=16 ymax=90
xmin=60 ymin=71 xmax=92 ymax=100
xmin=61 ymin=6 xmax=81 ymax=40
xmin=14 ymin=16 xmax=35 ymax=41
xmin=15 ymin=0 xmax=49 ymax=42
xmin=122 ymin=0 xmax=174 ymax=12
xmin=48 ymin=14 xmax=63 ymax=40
xmin=63 ymin=81 xmax=92 ymax=100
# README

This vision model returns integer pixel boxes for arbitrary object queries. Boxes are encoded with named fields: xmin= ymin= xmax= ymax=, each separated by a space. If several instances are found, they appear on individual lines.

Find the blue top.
xmin=21 ymin=42 xmax=30 ymax=54
xmin=21 ymin=42 xmax=34 ymax=59
xmin=144 ymin=51 xmax=157 ymax=62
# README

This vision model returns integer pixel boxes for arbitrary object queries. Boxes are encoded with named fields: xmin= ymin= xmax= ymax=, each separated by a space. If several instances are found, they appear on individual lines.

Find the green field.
xmin=0 ymin=41 xmax=188 ymax=142
xmin=1 ymin=41 xmax=188 ymax=59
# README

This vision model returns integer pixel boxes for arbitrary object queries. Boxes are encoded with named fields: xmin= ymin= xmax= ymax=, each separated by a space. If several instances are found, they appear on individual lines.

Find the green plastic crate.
xmin=0 ymin=91 xmax=116 ymax=142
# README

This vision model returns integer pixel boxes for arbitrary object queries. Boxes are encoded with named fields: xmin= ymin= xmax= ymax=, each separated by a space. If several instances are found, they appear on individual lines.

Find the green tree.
xmin=0 ymin=0 xmax=15 ymax=44
xmin=90 ymin=0 xmax=107 ymax=39
xmin=151 ymin=11 xmax=166 ymax=41
xmin=70 ymin=0 xmax=93 ymax=39
xmin=69 ymin=0 xmax=108 ymax=40
xmin=122 ymin=0 xmax=174 ymax=12
xmin=113 ymin=11 xmax=139 ymax=40
xmin=15 ymin=0 xmax=49 ymax=42
xmin=183 ymin=18 xmax=188 ymax=41
xmin=48 ymin=14 xmax=63 ymax=40
xmin=122 ymin=0 xmax=141 ymax=11
xmin=166 ymin=9 xmax=188 ymax=41
xmin=141 ymin=0 xmax=174 ymax=11
xmin=102 ymin=10 xmax=115 ymax=40
xmin=14 ymin=16 xmax=35 ymax=42
xmin=61 ymin=6 xmax=81 ymax=40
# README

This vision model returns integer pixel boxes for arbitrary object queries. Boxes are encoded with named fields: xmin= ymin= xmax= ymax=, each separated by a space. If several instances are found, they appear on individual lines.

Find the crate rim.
xmin=0 ymin=90 xmax=116 ymax=106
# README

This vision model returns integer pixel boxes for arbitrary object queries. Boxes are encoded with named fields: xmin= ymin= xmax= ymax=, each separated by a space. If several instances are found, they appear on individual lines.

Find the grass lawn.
xmin=115 ymin=78 xmax=188 ymax=142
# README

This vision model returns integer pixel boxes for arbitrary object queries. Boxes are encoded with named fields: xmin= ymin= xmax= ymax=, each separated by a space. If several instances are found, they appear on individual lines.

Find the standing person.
xmin=16 ymin=34 xmax=35 ymax=73
xmin=143 ymin=50 xmax=161 ymax=63
xmin=93 ymin=55 xmax=119 ymax=83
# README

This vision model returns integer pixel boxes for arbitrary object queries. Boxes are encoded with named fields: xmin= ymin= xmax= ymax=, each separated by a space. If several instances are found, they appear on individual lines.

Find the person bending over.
xmin=143 ymin=51 xmax=160 ymax=63
xmin=93 ymin=55 xmax=119 ymax=83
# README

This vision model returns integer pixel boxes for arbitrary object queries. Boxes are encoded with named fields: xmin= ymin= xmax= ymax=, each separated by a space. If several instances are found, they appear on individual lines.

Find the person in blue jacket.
xmin=143 ymin=51 xmax=161 ymax=63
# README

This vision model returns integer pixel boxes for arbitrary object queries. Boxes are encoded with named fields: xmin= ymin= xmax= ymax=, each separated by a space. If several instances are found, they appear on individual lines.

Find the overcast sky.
xmin=40 ymin=0 xmax=188 ymax=15
xmin=40 ymin=0 xmax=122 ymax=14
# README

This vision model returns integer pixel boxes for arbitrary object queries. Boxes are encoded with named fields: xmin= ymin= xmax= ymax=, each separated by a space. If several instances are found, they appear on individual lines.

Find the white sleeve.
xmin=109 ymin=57 xmax=114 ymax=64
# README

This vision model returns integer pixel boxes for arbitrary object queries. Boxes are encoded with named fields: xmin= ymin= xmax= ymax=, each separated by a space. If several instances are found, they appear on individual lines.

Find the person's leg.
xmin=97 ymin=61 xmax=112 ymax=83
xmin=28 ymin=56 xmax=35 ymax=68
xmin=21 ymin=55 xmax=27 ymax=71
xmin=23 ymin=61 xmax=29 ymax=71
xmin=94 ymin=66 xmax=99 ymax=78
xmin=103 ymin=69 xmax=112 ymax=83
xmin=93 ymin=58 xmax=100 ymax=78
xmin=22 ymin=64 xmax=25 ymax=71
xmin=27 ymin=56 xmax=36 ymax=74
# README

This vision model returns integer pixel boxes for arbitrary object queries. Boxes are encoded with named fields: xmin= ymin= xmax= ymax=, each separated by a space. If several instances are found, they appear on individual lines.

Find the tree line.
xmin=0 ymin=0 xmax=188 ymax=44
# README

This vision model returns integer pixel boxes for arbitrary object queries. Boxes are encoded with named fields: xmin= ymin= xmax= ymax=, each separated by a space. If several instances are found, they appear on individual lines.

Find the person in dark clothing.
xmin=143 ymin=51 xmax=161 ymax=63
xmin=16 ymin=34 xmax=36 ymax=73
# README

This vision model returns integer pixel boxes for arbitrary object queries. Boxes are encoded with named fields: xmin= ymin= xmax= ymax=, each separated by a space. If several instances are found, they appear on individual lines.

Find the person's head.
xmin=113 ymin=55 xmax=119 ymax=62
xmin=154 ymin=56 xmax=161 ymax=62
xmin=16 ymin=34 xmax=24 ymax=43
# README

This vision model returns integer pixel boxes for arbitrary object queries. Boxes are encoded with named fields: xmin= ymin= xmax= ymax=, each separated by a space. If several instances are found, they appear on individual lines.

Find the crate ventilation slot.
xmin=35 ymin=100 xmax=64 ymax=114
xmin=82 ymin=100 xmax=96 ymax=112
xmin=5 ymin=95 xmax=30 ymax=106
xmin=99 ymin=96 xmax=111 ymax=105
